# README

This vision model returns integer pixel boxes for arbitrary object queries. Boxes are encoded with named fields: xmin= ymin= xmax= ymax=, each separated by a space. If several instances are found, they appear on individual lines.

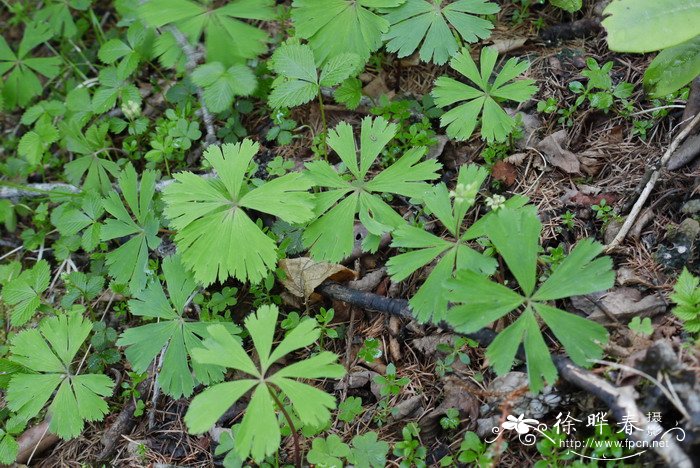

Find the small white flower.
xmin=449 ymin=182 xmax=477 ymax=205
xmin=121 ymin=100 xmax=141 ymax=120
xmin=486 ymin=194 xmax=506 ymax=211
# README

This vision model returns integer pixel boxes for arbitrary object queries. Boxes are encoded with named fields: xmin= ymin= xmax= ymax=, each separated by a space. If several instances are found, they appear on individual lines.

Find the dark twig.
xmin=317 ymin=281 xmax=694 ymax=466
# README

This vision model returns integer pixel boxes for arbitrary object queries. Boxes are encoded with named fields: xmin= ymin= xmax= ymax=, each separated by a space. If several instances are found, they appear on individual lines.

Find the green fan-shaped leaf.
xmin=184 ymin=304 xmax=345 ymax=462
xmin=7 ymin=312 xmax=114 ymax=439
xmin=303 ymin=117 xmax=441 ymax=262
xmin=100 ymin=164 xmax=161 ymax=294
xmin=117 ymin=255 xmax=240 ymax=398
xmin=163 ymin=140 xmax=315 ymax=285
xmin=291 ymin=0 xmax=404 ymax=64
xmin=192 ymin=62 xmax=257 ymax=113
xmin=383 ymin=0 xmax=499 ymax=65
xmin=139 ymin=0 xmax=275 ymax=66
xmin=432 ymin=46 xmax=537 ymax=142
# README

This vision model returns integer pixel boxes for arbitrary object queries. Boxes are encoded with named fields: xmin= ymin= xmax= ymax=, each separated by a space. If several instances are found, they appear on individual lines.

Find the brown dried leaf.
xmin=537 ymin=130 xmax=580 ymax=173
xmin=279 ymin=257 xmax=356 ymax=300
xmin=491 ymin=161 xmax=517 ymax=186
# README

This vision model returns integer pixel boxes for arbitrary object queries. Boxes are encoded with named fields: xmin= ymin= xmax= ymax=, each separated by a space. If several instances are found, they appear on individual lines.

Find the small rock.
xmin=681 ymin=199 xmax=700 ymax=215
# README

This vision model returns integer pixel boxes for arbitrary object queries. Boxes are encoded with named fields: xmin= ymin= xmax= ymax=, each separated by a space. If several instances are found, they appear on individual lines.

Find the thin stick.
xmin=606 ymin=111 xmax=700 ymax=251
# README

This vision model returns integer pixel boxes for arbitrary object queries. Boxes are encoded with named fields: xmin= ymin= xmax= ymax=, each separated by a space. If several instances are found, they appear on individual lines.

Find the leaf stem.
xmin=317 ymin=90 xmax=328 ymax=159
xmin=268 ymin=387 xmax=301 ymax=468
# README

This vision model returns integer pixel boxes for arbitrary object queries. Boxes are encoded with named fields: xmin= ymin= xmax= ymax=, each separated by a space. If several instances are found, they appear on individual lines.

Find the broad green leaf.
xmin=100 ymin=164 xmax=160 ymax=294
xmin=139 ymin=0 xmax=275 ymax=65
xmin=670 ymin=268 xmax=700 ymax=334
xmin=383 ymin=0 xmax=499 ymax=65
xmin=191 ymin=62 xmax=257 ymax=113
xmin=334 ymin=77 xmax=364 ymax=109
xmin=484 ymin=205 xmax=541 ymax=296
xmin=163 ymin=140 xmax=315 ymax=285
xmin=2 ymin=260 xmax=50 ymax=326
xmin=644 ymin=34 xmax=700 ymax=97
xmin=445 ymin=269 xmax=524 ymax=333
xmin=307 ymin=434 xmax=350 ymax=467
xmin=602 ymin=0 xmax=700 ymax=53
xmin=432 ymin=47 xmax=537 ymax=142
xmin=348 ymin=432 xmax=389 ymax=468
xmin=549 ymin=0 xmax=582 ymax=12
xmin=291 ymin=0 xmax=404 ymax=64
xmin=7 ymin=312 xmax=114 ymax=439
xmin=184 ymin=304 xmax=345 ymax=462
xmin=117 ymin=255 xmax=238 ymax=398
xmin=303 ymin=117 xmax=441 ymax=262
xmin=319 ymin=52 xmax=362 ymax=86
xmin=533 ymin=239 xmax=614 ymax=301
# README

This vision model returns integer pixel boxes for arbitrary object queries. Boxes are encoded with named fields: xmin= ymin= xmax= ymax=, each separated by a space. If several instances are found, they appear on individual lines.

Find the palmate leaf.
xmin=670 ymin=268 xmax=700 ymax=334
xmin=92 ymin=66 xmax=142 ymax=113
xmin=291 ymin=0 xmax=405 ymax=64
xmin=163 ymin=140 xmax=315 ymax=286
xmin=445 ymin=205 xmax=613 ymax=392
xmin=2 ymin=260 xmax=50 ymax=327
xmin=117 ymin=255 xmax=240 ymax=398
xmin=0 ymin=23 xmax=62 ymax=109
xmin=387 ymin=164 xmax=498 ymax=323
xmin=303 ymin=116 xmax=441 ymax=262
xmin=97 ymin=22 xmax=154 ymax=77
xmin=62 ymin=122 xmax=119 ymax=195
xmin=184 ymin=304 xmax=345 ymax=462
xmin=268 ymin=42 xmax=361 ymax=109
xmin=7 ymin=312 xmax=114 ymax=439
xmin=139 ymin=0 xmax=275 ymax=66
xmin=383 ymin=0 xmax=499 ymax=65
xmin=100 ymin=164 xmax=160 ymax=294
xmin=432 ymin=46 xmax=537 ymax=142
xmin=50 ymin=193 xmax=104 ymax=252
xmin=191 ymin=62 xmax=257 ymax=113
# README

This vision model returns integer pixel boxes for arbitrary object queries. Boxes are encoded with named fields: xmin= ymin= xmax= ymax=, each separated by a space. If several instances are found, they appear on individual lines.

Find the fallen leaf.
xmin=491 ymin=36 xmax=528 ymax=54
xmin=279 ymin=257 xmax=356 ymax=300
xmin=537 ymin=130 xmax=580 ymax=173
xmin=570 ymin=288 xmax=666 ymax=325
xmin=491 ymin=161 xmax=517 ymax=186
xmin=363 ymin=74 xmax=392 ymax=100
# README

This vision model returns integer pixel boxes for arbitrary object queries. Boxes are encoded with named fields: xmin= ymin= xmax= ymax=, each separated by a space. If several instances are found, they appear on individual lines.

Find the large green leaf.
xmin=644 ymin=34 xmax=700 ymax=97
xmin=602 ymin=0 xmax=700 ymax=53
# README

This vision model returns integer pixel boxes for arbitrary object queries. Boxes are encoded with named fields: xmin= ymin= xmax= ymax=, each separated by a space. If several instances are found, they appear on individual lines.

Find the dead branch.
xmin=318 ymin=281 xmax=694 ymax=466
xmin=606 ymin=111 xmax=700 ymax=251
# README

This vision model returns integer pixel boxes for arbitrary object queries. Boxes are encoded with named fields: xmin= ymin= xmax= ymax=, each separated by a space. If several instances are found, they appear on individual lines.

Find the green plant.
xmin=374 ymin=362 xmax=410 ymax=396
xmin=432 ymin=46 xmax=537 ymax=142
xmin=315 ymin=307 xmax=339 ymax=349
xmin=307 ymin=434 xmax=350 ymax=467
xmin=184 ymin=304 xmax=345 ymax=463
xmin=100 ymin=164 xmax=160 ymax=294
xmin=348 ymin=432 xmax=389 ymax=468
xmin=445 ymin=205 xmax=614 ymax=391
xmin=440 ymin=408 xmax=460 ymax=430
xmin=191 ymin=62 xmax=257 ymax=113
xmin=560 ymin=210 xmax=575 ymax=230
xmin=670 ymin=268 xmax=700 ymax=336
xmin=602 ymin=0 xmax=700 ymax=97
xmin=162 ymin=140 xmax=315 ymax=285
xmin=382 ymin=0 xmax=499 ymax=65
xmin=448 ymin=431 xmax=496 ymax=465
xmin=120 ymin=371 xmax=148 ymax=417
xmin=88 ymin=321 xmax=120 ymax=373
xmin=591 ymin=198 xmax=620 ymax=226
xmin=291 ymin=0 xmax=403 ymax=64
xmin=117 ymin=255 xmax=240 ymax=398
xmin=338 ymin=396 xmax=364 ymax=422
xmin=628 ymin=316 xmax=653 ymax=337
xmin=358 ymin=337 xmax=383 ymax=363
xmin=569 ymin=59 xmax=634 ymax=114
xmin=7 ymin=311 xmax=115 ymax=439
xmin=393 ymin=423 xmax=427 ymax=468
xmin=387 ymin=164 xmax=526 ymax=322
xmin=266 ymin=110 xmax=298 ymax=146
xmin=0 ymin=22 xmax=61 ymax=109
xmin=435 ymin=336 xmax=477 ymax=376
xmin=138 ymin=0 xmax=275 ymax=66
xmin=303 ymin=116 xmax=441 ymax=262
xmin=194 ymin=286 xmax=239 ymax=320
xmin=97 ymin=22 xmax=154 ymax=77
xmin=2 ymin=259 xmax=50 ymax=326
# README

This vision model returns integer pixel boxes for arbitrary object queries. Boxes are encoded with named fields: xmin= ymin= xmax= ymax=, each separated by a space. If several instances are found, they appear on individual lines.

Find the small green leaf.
xmin=2 ymin=260 xmax=50 ymax=326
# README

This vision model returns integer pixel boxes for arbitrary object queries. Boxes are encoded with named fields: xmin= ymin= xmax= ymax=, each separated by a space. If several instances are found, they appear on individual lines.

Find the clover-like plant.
xmin=291 ymin=0 xmax=404 ymax=64
xmin=383 ymin=0 xmax=500 ymax=65
xmin=445 ymin=205 xmax=614 ymax=392
xmin=191 ymin=62 xmax=257 ymax=113
xmin=117 ymin=255 xmax=240 ymax=399
xmin=7 ymin=311 xmax=115 ymax=439
xmin=387 ymin=164 xmax=527 ymax=323
xmin=184 ymin=304 xmax=345 ymax=463
xmin=163 ymin=140 xmax=315 ymax=285
xmin=303 ymin=116 xmax=442 ymax=262
xmin=100 ymin=164 xmax=160 ymax=294
xmin=432 ymin=46 xmax=537 ymax=142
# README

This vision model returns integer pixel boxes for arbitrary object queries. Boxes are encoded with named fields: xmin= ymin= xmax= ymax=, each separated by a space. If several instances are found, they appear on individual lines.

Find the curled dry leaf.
xmin=491 ymin=160 xmax=517 ymax=186
xmin=279 ymin=257 xmax=356 ymax=300
xmin=537 ymin=129 xmax=580 ymax=173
